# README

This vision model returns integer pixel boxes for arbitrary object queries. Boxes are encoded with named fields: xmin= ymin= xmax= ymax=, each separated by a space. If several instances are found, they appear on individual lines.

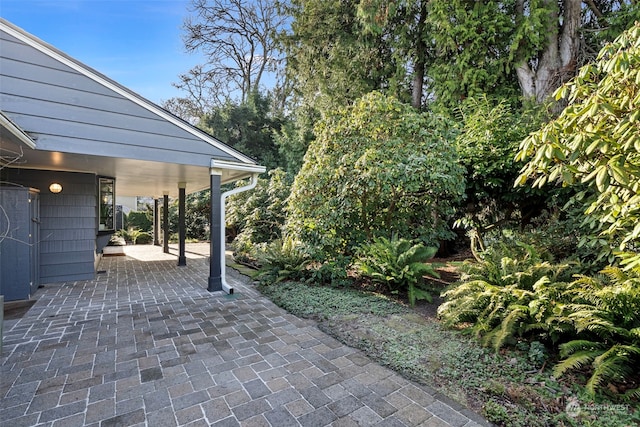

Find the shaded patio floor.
xmin=1 ymin=244 xmax=488 ymax=426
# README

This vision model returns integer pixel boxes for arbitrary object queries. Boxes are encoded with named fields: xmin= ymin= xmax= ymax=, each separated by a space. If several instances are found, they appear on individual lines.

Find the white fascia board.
xmin=210 ymin=159 xmax=266 ymax=174
xmin=0 ymin=19 xmax=257 ymax=165
xmin=0 ymin=110 xmax=36 ymax=149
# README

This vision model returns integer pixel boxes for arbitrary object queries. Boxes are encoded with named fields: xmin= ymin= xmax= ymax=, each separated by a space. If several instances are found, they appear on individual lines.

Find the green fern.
xmin=553 ymin=267 xmax=640 ymax=396
xmin=439 ymin=255 xmax=575 ymax=350
xmin=556 ymin=341 xmax=640 ymax=397
xmin=587 ymin=344 xmax=640 ymax=395
xmin=354 ymin=236 xmax=439 ymax=306
xmin=256 ymin=238 xmax=311 ymax=284
xmin=554 ymin=341 xmax=606 ymax=377
xmin=487 ymin=304 xmax=531 ymax=351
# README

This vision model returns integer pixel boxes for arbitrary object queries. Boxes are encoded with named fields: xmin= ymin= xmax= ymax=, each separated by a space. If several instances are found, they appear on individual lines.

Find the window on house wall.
xmin=99 ymin=177 xmax=115 ymax=231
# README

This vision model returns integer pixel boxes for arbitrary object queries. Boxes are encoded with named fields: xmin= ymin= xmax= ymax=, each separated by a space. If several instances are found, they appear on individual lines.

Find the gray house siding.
xmin=1 ymin=169 xmax=97 ymax=283
xmin=0 ymin=29 xmax=241 ymax=166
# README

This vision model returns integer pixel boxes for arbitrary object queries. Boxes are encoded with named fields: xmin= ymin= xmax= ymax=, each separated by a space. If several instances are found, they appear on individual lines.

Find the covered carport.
xmin=0 ymin=18 xmax=264 ymax=299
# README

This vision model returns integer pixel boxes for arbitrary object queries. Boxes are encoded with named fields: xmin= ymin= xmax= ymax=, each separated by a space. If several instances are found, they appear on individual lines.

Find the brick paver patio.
xmin=1 ymin=245 xmax=489 ymax=426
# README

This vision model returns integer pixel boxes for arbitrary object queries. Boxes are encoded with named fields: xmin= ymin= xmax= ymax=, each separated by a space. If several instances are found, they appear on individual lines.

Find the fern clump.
xmin=439 ymin=239 xmax=577 ymax=348
xmin=256 ymin=238 xmax=312 ymax=284
xmin=553 ymin=267 xmax=640 ymax=399
xmin=438 ymin=260 xmax=576 ymax=351
xmin=441 ymin=235 xmax=640 ymax=398
xmin=353 ymin=235 xmax=440 ymax=306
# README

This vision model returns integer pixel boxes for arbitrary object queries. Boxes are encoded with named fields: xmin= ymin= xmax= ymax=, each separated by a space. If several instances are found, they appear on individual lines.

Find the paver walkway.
xmin=1 ymin=245 xmax=489 ymax=426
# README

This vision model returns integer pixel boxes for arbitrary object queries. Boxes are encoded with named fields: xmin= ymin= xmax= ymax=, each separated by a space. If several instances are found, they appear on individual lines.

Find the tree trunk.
xmin=411 ymin=1 xmax=428 ymax=108
xmin=515 ymin=0 xmax=582 ymax=104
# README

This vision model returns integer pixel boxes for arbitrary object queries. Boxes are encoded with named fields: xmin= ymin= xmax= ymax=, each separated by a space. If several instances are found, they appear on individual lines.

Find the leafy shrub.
xmin=117 ymin=227 xmax=143 ymax=245
xmin=126 ymin=211 xmax=152 ymax=232
xmin=522 ymin=198 xmax=611 ymax=273
xmin=305 ymin=254 xmax=353 ymax=288
xmin=227 ymin=168 xmax=291 ymax=258
xmin=168 ymin=190 xmax=211 ymax=241
xmin=453 ymin=96 xmax=550 ymax=254
xmin=134 ymin=232 xmax=153 ymax=245
xmin=516 ymin=23 xmax=640 ymax=264
xmin=286 ymin=91 xmax=465 ymax=255
xmin=354 ymin=236 xmax=440 ymax=306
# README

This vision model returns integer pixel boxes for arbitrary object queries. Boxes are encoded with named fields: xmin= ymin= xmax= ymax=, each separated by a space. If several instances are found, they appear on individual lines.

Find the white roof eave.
xmin=0 ymin=110 xmax=37 ymax=149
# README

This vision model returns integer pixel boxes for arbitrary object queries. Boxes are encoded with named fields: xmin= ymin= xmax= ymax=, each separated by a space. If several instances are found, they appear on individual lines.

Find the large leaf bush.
xmin=285 ymin=91 xmax=465 ymax=256
xmin=516 ymin=22 xmax=640 ymax=267
xmin=438 ymin=21 xmax=640 ymax=400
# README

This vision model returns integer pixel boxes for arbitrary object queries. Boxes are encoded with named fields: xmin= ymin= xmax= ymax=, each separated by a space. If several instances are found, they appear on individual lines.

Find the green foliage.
xmin=125 ymin=211 xmax=152 ymax=232
xmin=441 ymin=232 xmax=640 ymax=397
xmin=516 ymin=23 xmax=640 ymax=264
xmin=168 ymin=190 xmax=211 ymax=241
xmin=438 ymin=238 xmax=579 ymax=350
xmin=285 ymin=91 xmax=465 ymax=255
xmin=305 ymin=254 xmax=353 ymax=288
xmin=580 ymin=1 xmax=640 ymax=58
xmin=356 ymin=0 xmax=432 ymax=108
xmin=279 ymin=0 xmax=406 ymax=112
xmin=354 ymin=236 xmax=439 ymax=306
xmin=227 ymin=169 xmax=291 ymax=259
xmin=453 ymin=96 xmax=551 ymax=252
xmin=456 ymin=97 xmax=546 ymax=198
xmin=427 ymin=0 xmax=521 ymax=108
xmin=258 ymin=280 xmax=407 ymax=319
xmin=522 ymin=197 xmax=611 ymax=272
xmin=272 ymin=109 xmax=316 ymax=176
xmin=554 ymin=266 xmax=640 ymax=397
xmin=200 ymin=92 xmax=286 ymax=171
xmin=134 ymin=232 xmax=153 ymax=245
xmin=526 ymin=341 xmax=548 ymax=368
xmin=116 ymin=227 xmax=144 ymax=245
xmin=483 ymin=399 xmax=513 ymax=426
xmin=255 ymin=238 xmax=311 ymax=285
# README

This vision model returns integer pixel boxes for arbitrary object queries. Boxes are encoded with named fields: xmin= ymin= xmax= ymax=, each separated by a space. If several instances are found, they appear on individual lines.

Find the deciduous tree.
xmin=179 ymin=0 xmax=288 ymax=105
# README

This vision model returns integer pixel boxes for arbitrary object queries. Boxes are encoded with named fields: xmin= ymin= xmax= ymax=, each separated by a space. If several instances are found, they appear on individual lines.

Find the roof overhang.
xmin=5 ymin=149 xmax=265 ymax=197
xmin=1 ymin=19 xmax=266 ymax=198
xmin=211 ymin=159 xmax=267 ymax=175
xmin=0 ymin=110 xmax=36 ymax=149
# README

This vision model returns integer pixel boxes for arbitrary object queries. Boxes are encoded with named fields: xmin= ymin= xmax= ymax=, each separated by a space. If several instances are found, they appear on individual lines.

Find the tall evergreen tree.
xmin=278 ymin=0 xmax=403 ymax=113
xmin=200 ymin=92 xmax=285 ymax=172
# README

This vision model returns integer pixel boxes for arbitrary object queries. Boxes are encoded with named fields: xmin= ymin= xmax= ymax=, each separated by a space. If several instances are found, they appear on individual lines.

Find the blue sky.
xmin=1 ymin=0 xmax=204 ymax=104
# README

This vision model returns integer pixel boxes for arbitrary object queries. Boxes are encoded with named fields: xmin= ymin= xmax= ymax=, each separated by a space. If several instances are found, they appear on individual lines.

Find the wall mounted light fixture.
xmin=49 ymin=182 xmax=63 ymax=194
